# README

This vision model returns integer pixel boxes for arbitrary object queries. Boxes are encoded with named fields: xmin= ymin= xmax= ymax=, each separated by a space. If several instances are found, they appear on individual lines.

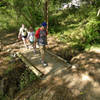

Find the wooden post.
xmin=44 ymin=0 xmax=48 ymax=31
xmin=17 ymin=52 xmax=43 ymax=77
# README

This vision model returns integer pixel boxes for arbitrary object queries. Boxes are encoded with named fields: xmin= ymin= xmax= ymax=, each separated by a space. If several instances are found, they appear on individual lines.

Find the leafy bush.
xmin=19 ymin=68 xmax=37 ymax=90
xmin=83 ymin=19 xmax=100 ymax=45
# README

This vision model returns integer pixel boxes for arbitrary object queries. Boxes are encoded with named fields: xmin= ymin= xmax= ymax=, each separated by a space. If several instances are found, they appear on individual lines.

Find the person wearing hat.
xmin=35 ymin=22 xmax=48 ymax=66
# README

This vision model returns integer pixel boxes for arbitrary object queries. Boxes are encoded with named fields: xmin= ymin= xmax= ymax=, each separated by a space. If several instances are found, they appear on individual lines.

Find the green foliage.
xmin=3 ymin=56 xmax=15 ymax=75
xmin=83 ymin=19 xmax=100 ymax=45
xmin=19 ymin=68 xmax=37 ymax=90
xmin=13 ymin=0 xmax=44 ymax=27
xmin=0 ymin=0 xmax=100 ymax=51
xmin=0 ymin=0 xmax=18 ymax=32
xmin=0 ymin=0 xmax=45 ymax=32
xmin=4 ymin=66 xmax=13 ymax=75
xmin=0 ymin=95 xmax=10 ymax=100
xmin=49 ymin=3 xmax=100 ymax=50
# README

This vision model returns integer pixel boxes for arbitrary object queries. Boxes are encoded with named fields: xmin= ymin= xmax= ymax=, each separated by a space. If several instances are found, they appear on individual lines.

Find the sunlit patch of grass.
xmin=84 ymin=44 xmax=91 ymax=51
xmin=91 ymin=44 xmax=100 ymax=48
xmin=85 ymin=44 xmax=100 ymax=52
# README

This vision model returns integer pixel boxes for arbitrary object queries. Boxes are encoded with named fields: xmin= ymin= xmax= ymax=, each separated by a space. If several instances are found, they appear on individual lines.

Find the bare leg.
xmin=22 ymin=37 xmax=27 ymax=48
xmin=40 ymin=46 xmax=45 ymax=62
xmin=39 ymin=45 xmax=47 ymax=66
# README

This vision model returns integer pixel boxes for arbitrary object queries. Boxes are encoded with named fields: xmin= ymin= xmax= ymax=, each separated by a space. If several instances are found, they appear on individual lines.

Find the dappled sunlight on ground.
xmin=1 ymin=32 xmax=100 ymax=100
xmin=5 ymin=33 xmax=15 ymax=38
xmin=81 ymin=73 xmax=91 ymax=81
xmin=0 ymin=32 xmax=17 ymax=46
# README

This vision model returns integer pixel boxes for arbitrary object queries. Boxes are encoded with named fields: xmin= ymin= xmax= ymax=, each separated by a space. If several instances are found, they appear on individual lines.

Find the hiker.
xmin=18 ymin=24 xmax=28 ymax=49
xmin=27 ymin=27 xmax=36 ymax=53
xmin=35 ymin=22 xmax=48 ymax=66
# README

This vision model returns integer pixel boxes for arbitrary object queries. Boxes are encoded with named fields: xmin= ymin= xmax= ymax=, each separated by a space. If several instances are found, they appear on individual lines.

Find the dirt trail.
xmin=1 ymin=32 xmax=100 ymax=100
xmin=14 ymin=43 xmax=100 ymax=100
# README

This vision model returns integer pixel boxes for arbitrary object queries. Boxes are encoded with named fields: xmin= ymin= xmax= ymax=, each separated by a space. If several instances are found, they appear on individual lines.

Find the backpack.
xmin=22 ymin=29 xmax=27 ymax=36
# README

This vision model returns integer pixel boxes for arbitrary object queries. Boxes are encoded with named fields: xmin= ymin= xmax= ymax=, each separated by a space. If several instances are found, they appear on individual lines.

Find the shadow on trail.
xmin=0 ymin=31 xmax=18 ymax=46
xmin=4 ymin=31 xmax=98 ymax=100
xmin=71 ymin=51 xmax=100 ymax=76
xmin=19 ymin=46 xmax=100 ymax=100
xmin=39 ymin=53 xmax=100 ymax=100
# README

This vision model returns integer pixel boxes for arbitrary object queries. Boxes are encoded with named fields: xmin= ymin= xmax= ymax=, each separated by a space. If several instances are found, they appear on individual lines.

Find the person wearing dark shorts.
xmin=18 ymin=24 xmax=28 ymax=48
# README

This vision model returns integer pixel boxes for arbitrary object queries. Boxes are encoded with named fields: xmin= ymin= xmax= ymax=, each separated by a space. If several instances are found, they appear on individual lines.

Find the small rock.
xmin=7 ymin=48 xmax=12 ymax=52
xmin=72 ymin=65 xmax=76 ymax=69
xmin=10 ymin=53 xmax=17 ymax=58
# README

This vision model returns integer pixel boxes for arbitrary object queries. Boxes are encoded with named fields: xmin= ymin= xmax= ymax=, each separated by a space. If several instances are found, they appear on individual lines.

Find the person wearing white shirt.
xmin=27 ymin=27 xmax=36 ymax=53
xmin=18 ymin=24 xmax=28 ymax=49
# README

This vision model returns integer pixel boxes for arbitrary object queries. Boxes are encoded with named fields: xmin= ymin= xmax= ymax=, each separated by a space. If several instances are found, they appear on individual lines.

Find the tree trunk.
xmin=44 ymin=0 xmax=48 ymax=31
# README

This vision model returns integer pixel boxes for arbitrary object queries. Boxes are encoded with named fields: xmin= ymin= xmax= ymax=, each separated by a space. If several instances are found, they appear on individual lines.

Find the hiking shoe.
xmin=41 ymin=61 xmax=48 ymax=67
xmin=43 ymin=62 xmax=48 ymax=67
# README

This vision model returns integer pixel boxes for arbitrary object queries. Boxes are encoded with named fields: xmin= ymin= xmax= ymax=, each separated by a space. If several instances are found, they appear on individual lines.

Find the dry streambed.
xmin=0 ymin=52 xmax=37 ymax=100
